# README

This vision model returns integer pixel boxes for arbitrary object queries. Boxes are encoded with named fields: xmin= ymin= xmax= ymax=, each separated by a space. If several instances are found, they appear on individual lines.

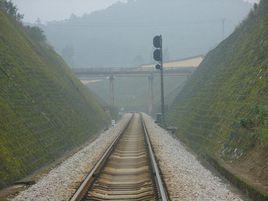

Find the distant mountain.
xmin=42 ymin=0 xmax=252 ymax=68
xmin=168 ymin=0 xmax=268 ymax=198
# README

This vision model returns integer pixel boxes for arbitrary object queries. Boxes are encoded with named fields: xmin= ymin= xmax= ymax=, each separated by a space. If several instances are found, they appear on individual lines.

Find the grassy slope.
xmin=168 ymin=1 xmax=268 ymax=194
xmin=0 ymin=11 xmax=109 ymax=188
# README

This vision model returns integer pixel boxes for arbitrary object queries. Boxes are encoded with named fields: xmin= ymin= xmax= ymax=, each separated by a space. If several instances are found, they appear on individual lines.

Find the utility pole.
xmin=160 ymin=43 xmax=165 ymax=124
xmin=153 ymin=35 xmax=165 ymax=125
xmin=148 ymin=74 xmax=154 ymax=115
xmin=109 ymin=75 xmax=115 ymax=107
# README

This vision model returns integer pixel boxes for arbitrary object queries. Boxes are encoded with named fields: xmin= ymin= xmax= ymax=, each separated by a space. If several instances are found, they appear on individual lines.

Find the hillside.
xmin=0 ymin=9 xmax=109 ymax=189
xmin=42 ymin=0 xmax=251 ymax=67
xmin=168 ymin=0 xmax=268 ymax=197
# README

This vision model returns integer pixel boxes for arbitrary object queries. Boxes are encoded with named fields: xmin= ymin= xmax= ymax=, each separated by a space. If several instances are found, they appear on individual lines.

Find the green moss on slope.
xmin=168 ymin=0 xmax=268 ymax=194
xmin=0 ymin=11 xmax=109 ymax=188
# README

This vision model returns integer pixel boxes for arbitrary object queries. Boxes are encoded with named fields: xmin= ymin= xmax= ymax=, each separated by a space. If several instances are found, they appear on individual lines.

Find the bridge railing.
xmin=72 ymin=67 xmax=196 ymax=75
xmin=72 ymin=67 xmax=138 ymax=73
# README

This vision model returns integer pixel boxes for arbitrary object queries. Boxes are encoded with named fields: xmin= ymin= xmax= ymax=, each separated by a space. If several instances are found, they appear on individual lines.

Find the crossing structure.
xmin=73 ymin=67 xmax=195 ymax=114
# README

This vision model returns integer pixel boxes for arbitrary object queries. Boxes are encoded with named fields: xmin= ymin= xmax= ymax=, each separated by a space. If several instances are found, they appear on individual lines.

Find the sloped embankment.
xmin=0 ymin=10 xmax=109 ymax=188
xmin=168 ymin=1 xmax=268 ymax=198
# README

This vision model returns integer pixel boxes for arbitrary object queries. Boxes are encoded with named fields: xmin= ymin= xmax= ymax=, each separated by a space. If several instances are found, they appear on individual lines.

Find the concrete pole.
xmin=148 ymin=74 xmax=154 ymax=115
xmin=109 ymin=75 xmax=115 ymax=107
xmin=160 ymin=36 xmax=165 ymax=125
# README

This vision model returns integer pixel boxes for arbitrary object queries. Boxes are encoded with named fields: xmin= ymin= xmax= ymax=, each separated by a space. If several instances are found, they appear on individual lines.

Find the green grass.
xmin=168 ymin=0 xmax=268 ymax=193
xmin=0 ymin=11 xmax=109 ymax=189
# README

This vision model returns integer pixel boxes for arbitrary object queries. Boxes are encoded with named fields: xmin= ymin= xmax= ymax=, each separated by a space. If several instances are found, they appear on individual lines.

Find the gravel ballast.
xmin=143 ymin=114 xmax=244 ymax=201
xmin=11 ymin=114 xmax=132 ymax=201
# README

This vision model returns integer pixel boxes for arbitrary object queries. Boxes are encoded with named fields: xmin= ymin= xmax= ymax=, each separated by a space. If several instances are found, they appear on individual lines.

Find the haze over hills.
xmin=42 ymin=0 xmax=252 ymax=68
xmin=168 ymin=0 xmax=268 ymax=197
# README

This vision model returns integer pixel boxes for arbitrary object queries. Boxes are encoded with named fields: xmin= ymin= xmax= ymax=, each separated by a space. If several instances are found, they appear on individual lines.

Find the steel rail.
xmin=141 ymin=114 xmax=169 ymax=201
xmin=69 ymin=113 xmax=169 ymax=201
xmin=69 ymin=114 xmax=134 ymax=201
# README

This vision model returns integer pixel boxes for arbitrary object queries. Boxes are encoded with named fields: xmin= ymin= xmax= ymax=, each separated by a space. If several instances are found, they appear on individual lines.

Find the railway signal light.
xmin=153 ymin=49 xmax=162 ymax=62
xmin=153 ymin=35 xmax=162 ymax=48
xmin=152 ymin=35 xmax=165 ymax=126
xmin=155 ymin=64 xmax=161 ymax=70
xmin=153 ymin=35 xmax=163 ymax=68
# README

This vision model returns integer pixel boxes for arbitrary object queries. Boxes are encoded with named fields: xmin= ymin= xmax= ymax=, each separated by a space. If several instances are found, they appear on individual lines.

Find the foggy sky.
xmin=13 ymin=0 xmax=258 ymax=23
xmin=13 ymin=0 xmax=125 ymax=23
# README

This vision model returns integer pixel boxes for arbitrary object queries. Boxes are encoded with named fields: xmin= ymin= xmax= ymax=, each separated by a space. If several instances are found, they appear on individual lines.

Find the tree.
xmin=25 ymin=26 xmax=46 ymax=42
xmin=258 ymin=0 xmax=268 ymax=14
xmin=253 ymin=3 xmax=258 ymax=11
xmin=0 ymin=0 xmax=23 ymax=21
xmin=0 ymin=0 xmax=4 ymax=8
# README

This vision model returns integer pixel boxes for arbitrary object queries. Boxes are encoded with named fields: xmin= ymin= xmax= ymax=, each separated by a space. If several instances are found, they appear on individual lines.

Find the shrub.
xmin=24 ymin=26 xmax=46 ymax=42
xmin=0 ymin=0 xmax=23 ymax=21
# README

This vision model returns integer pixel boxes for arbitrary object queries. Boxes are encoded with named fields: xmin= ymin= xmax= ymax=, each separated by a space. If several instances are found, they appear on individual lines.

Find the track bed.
xmin=71 ymin=113 xmax=168 ymax=201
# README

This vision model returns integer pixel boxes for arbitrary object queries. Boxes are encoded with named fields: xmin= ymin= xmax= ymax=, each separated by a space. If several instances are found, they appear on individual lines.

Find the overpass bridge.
xmin=72 ymin=67 xmax=196 ymax=114
xmin=72 ymin=67 xmax=195 ymax=78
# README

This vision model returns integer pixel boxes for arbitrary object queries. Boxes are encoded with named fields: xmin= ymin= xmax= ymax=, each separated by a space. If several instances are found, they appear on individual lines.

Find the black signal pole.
xmin=159 ymin=37 xmax=165 ymax=124
xmin=153 ymin=35 xmax=165 ymax=125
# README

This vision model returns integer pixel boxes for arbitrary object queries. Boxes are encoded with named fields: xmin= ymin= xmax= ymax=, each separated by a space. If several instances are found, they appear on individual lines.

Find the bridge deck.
xmin=72 ymin=67 xmax=196 ymax=78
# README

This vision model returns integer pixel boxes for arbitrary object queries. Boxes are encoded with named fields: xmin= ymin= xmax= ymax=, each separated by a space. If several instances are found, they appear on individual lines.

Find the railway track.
xmin=70 ymin=113 xmax=168 ymax=201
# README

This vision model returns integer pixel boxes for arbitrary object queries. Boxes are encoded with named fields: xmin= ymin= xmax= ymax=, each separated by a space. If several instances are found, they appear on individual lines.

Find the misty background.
xmin=14 ymin=0 xmax=258 ymax=23
xmin=38 ymin=0 xmax=252 ymax=67
xmin=14 ymin=0 xmax=256 ymax=68
xmin=13 ymin=0 xmax=256 ymax=111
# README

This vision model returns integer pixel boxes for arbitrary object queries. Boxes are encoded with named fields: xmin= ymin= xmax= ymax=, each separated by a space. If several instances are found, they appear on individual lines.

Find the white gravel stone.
xmin=143 ymin=114 xmax=244 ymax=201
xmin=11 ymin=114 xmax=132 ymax=201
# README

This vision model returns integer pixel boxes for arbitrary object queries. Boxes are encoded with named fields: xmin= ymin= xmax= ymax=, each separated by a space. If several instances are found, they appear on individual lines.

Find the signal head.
xmin=155 ymin=64 xmax=161 ymax=70
xmin=153 ymin=35 xmax=162 ymax=48
xmin=153 ymin=49 xmax=162 ymax=62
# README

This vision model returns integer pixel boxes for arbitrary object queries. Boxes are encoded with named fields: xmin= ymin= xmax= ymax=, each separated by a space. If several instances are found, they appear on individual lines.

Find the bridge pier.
xmin=148 ymin=74 xmax=154 ymax=115
xmin=73 ymin=67 xmax=195 ymax=113
xmin=109 ymin=75 xmax=115 ymax=107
